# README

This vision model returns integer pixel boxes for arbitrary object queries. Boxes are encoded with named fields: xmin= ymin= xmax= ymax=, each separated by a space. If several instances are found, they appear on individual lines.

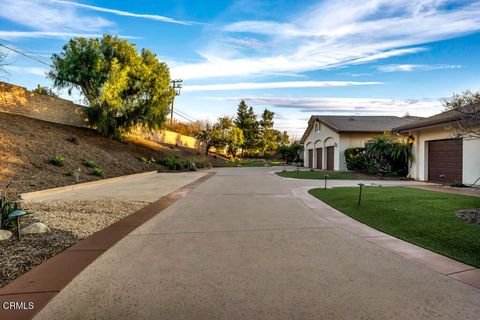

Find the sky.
xmin=1 ymin=0 xmax=480 ymax=139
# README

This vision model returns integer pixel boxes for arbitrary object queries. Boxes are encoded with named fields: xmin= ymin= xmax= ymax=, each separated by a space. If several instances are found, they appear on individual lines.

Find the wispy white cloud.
xmin=222 ymin=37 xmax=267 ymax=50
xmin=50 ymin=0 xmax=193 ymax=25
xmin=172 ymin=0 xmax=480 ymax=80
xmin=377 ymin=64 xmax=462 ymax=72
xmin=0 ymin=1 xmax=140 ymax=40
xmin=0 ymin=31 xmax=137 ymax=40
xmin=183 ymin=81 xmax=383 ymax=92
xmin=5 ymin=65 xmax=49 ymax=76
xmin=0 ymin=0 xmax=112 ymax=33
xmin=216 ymin=96 xmax=443 ymax=117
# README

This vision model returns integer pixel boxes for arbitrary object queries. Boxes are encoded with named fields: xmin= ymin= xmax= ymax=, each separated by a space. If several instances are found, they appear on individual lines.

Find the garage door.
xmin=316 ymin=148 xmax=323 ymax=169
xmin=428 ymin=139 xmax=463 ymax=184
xmin=326 ymin=146 xmax=334 ymax=170
xmin=308 ymin=149 xmax=313 ymax=168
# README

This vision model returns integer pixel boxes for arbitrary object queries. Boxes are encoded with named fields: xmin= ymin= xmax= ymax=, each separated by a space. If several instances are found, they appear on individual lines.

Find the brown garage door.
xmin=308 ymin=149 xmax=313 ymax=168
xmin=326 ymin=146 xmax=334 ymax=170
xmin=428 ymin=139 xmax=463 ymax=184
xmin=316 ymin=148 xmax=323 ymax=169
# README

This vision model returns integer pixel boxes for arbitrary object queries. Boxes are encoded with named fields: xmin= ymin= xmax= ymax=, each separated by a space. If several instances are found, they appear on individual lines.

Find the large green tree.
xmin=195 ymin=121 xmax=224 ymax=155
xmin=234 ymin=100 xmax=260 ymax=155
xmin=48 ymin=35 xmax=172 ymax=139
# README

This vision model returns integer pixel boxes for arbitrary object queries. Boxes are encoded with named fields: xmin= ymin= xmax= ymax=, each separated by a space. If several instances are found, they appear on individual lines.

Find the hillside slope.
xmin=0 ymin=113 xmax=222 ymax=199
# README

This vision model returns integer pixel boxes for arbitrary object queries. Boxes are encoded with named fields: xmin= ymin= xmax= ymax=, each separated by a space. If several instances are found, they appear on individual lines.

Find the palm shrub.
xmin=344 ymin=134 xmax=412 ymax=176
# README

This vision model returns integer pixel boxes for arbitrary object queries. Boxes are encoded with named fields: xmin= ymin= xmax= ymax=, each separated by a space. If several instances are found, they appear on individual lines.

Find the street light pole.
xmin=170 ymin=79 xmax=183 ymax=126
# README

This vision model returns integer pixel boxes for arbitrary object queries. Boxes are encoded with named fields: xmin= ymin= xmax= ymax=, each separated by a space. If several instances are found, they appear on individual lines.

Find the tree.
xmin=48 ymin=35 xmax=172 ymax=139
xmin=259 ymin=108 xmax=276 ymax=152
xmin=226 ymin=127 xmax=244 ymax=159
xmin=32 ymin=84 xmax=58 ymax=97
xmin=443 ymin=90 xmax=480 ymax=139
xmin=277 ymin=143 xmax=303 ymax=163
xmin=195 ymin=121 xmax=223 ymax=155
xmin=234 ymin=101 xmax=260 ymax=155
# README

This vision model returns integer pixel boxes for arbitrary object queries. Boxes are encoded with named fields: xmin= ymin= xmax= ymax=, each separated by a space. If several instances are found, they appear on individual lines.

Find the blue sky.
xmin=1 ymin=0 xmax=480 ymax=138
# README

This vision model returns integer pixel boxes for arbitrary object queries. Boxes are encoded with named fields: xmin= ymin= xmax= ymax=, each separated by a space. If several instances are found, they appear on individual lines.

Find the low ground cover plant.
xmin=50 ymin=155 xmax=65 ymax=166
xmin=140 ymin=156 xmax=156 ymax=164
xmin=92 ymin=167 xmax=104 ymax=176
xmin=83 ymin=160 xmax=97 ymax=168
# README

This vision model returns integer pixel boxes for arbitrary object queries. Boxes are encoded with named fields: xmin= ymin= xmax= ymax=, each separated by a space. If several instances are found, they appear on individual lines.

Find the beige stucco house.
xmin=393 ymin=106 xmax=480 ymax=185
xmin=300 ymin=115 xmax=420 ymax=171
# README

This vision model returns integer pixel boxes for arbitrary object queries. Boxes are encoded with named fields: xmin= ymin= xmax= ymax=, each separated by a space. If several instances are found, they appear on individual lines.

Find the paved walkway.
xmin=21 ymin=171 xmax=207 ymax=203
xmin=35 ymin=168 xmax=480 ymax=319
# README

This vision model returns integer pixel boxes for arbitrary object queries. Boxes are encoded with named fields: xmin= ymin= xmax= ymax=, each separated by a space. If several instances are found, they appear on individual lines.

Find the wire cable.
xmin=0 ymin=38 xmax=51 ymax=64
xmin=0 ymin=43 xmax=51 ymax=66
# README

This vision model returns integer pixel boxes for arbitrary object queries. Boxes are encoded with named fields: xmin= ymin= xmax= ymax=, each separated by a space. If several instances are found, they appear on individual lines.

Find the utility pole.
xmin=170 ymin=79 xmax=183 ymax=126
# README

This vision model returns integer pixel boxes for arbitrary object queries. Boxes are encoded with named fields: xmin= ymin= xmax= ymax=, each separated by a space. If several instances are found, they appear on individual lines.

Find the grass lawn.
xmin=225 ymin=160 xmax=285 ymax=167
xmin=309 ymin=187 xmax=480 ymax=267
xmin=276 ymin=170 xmax=357 ymax=180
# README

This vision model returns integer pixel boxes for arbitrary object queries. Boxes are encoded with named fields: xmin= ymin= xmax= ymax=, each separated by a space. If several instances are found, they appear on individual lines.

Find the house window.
xmin=314 ymin=122 xmax=320 ymax=133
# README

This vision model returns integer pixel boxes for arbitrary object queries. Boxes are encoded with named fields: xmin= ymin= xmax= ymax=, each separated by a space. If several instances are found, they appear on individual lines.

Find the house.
xmin=392 ymin=105 xmax=480 ymax=185
xmin=300 ymin=115 xmax=421 ymax=170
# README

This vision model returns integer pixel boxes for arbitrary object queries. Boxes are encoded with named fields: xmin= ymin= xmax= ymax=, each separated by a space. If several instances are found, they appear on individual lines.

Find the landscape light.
xmin=357 ymin=183 xmax=366 ymax=206
xmin=8 ymin=210 xmax=26 ymax=240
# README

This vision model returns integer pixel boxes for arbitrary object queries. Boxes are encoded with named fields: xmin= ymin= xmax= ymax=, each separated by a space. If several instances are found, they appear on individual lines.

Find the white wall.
xmin=303 ymin=124 xmax=380 ymax=170
xmin=463 ymin=138 xmax=480 ymax=185
xmin=303 ymin=123 xmax=339 ymax=169
xmin=408 ymin=126 xmax=480 ymax=185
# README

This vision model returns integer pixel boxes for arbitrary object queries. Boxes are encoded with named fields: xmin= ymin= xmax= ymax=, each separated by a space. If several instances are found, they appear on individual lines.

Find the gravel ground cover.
xmin=0 ymin=200 xmax=147 ymax=288
xmin=456 ymin=208 xmax=480 ymax=225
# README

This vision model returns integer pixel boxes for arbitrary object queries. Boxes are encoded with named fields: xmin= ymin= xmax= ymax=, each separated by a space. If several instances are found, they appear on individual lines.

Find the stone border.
xmin=0 ymin=172 xmax=216 ymax=320
xmin=292 ymin=186 xmax=480 ymax=291
xmin=20 ymin=171 xmax=158 ymax=201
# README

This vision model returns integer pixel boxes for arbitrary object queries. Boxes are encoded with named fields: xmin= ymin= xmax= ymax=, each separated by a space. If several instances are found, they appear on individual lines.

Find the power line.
xmin=0 ymin=38 xmax=51 ymax=64
xmin=173 ymin=110 xmax=195 ymax=123
xmin=0 ymin=43 xmax=51 ymax=66
xmin=174 ymin=107 xmax=196 ymax=122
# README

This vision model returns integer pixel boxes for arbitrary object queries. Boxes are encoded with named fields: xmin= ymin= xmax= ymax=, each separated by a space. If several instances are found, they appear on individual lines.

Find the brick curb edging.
xmin=292 ymin=186 xmax=480 ymax=291
xmin=0 ymin=172 xmax=216 ymax=320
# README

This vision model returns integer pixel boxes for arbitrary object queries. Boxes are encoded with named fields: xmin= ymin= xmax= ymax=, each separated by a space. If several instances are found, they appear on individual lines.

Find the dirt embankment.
xmin=0 ymin=113 xmax=224 ymax=199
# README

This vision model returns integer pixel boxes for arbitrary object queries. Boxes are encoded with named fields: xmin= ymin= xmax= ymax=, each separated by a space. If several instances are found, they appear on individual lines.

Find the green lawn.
xmin=276 ymin=170 xmax=357 ymax=180
xmin=309 ymin=187 xmax=480 ymax=267
xmin=225 ymin=160 xmax=284 ymax=167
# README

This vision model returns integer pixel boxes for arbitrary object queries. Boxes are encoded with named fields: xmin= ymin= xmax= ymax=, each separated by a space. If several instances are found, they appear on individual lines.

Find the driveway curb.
xmin=0 ymin=172 xmax=216 ymax=320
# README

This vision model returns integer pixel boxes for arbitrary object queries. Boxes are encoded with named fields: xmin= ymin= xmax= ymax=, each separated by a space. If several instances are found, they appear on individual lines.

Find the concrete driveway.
xmin=35 ymin=167 xmax=480 ymax=319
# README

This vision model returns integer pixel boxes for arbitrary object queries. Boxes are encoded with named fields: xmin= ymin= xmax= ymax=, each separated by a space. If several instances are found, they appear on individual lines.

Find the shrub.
xmin=163 ymin=156 xmax=187 ymax=171
xmin=194 ymin=159 xmax=211 ymax=169
xmin=140 ymin=156 xmax=156 ymax=164
xmin=1 ymin=186 xmax=18 ymax=230
xmin=344 ymin=134 xmax=412 ymax=176
xmin=92 ymin=167 xmax=104 ymax=176
xmin=51 ymin=155 xmax=65 ymax=166
xmin=83 ymin=160 xmax=97 ymax=168
xmin=344 ymin=147 xmax=366 ymax=171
